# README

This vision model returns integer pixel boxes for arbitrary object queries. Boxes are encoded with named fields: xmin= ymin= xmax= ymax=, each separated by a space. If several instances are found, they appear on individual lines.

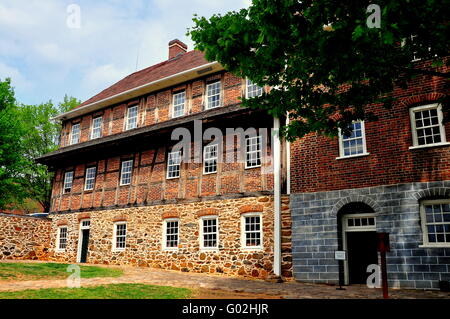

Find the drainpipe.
xmin=286 ymin=114 xmax=291 ymax=195
xmin=273 ymin=117 xmax=282 ymax=278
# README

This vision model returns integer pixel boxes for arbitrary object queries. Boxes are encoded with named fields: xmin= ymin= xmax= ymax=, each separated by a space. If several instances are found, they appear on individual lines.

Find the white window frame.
xmin=112 ymin=222 xmax=127 ymax=252
xmin=419 ymin=199 xmax=450 ymax=248
xmin=245 ymin=78 xmax=263 ymax=98
xmin=167 ymin=150 xmax=182 ymax=179
xmin=199 ymin=216 xmax=219 ymax=251
xmin=70 ymin=123 xmax=80 ymax=145
xmin=245 ymin=135 xmax=262 ymax=169
xmin=84 ymin=167 xmax=96 ymax=191
xmin=90 ymin=116 xmax=102 ymax=140
xmin=205 ymin=81 xmax=221 ymax=110
xmin=409 ymin=104 xmax=448 ymax=149
xmin=63 ymin=171 xmax=74 ymax=194
xmin=337 ymin=120 xmax=369 ymax=159
xmin=120 ymin=160 xmax=133 ymax=186
xmin=56 ymin=226 xmax=68 ymax=252
xmin=172 ymin=91 xmax=185 ymax=118
xmin=240 ymin=213 xmax=264 ymax=251
xmin=162 ymin=218 xmax=180 ymax=251
xmin=203 ymin=144 xmax=218 ymax=175
xmin=125 ymin=105 xmax=138 ymax=131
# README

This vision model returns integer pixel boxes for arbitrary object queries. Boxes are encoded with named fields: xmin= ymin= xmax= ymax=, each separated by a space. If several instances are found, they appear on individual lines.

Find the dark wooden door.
xmin=80 ymin=229 xmax=90 ymax=263
xmin=347 ymin=231 xmax=378 ymax=284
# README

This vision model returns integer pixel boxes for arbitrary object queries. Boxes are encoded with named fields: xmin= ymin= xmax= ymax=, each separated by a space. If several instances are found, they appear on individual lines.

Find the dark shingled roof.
xmin=78 ymin=50 xmax=210 ymax=108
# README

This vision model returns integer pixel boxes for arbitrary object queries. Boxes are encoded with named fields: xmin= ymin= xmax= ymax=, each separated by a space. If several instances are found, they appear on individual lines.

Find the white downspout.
xmin=286 ymin=114 xmax=291 ymax=195
xmin=273 ymin=117 xmax=282 ymax=277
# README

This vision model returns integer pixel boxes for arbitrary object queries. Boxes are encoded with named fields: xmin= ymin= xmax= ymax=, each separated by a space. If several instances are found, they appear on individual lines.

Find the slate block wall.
xmin=291 ymin=181 xmax=450 ymax=289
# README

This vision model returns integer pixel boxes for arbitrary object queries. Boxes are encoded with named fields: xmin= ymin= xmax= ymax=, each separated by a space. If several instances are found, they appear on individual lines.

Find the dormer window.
xmin=125 ymin=105 xmax=138 ymax=130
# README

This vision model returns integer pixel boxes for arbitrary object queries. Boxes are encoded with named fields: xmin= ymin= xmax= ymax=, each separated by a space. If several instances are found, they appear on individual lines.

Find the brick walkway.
xmin=0 ymin=261 xmax=449 ymax=299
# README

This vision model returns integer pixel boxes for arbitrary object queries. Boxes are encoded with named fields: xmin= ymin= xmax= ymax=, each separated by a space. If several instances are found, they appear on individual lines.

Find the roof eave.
xmin=53 ymin=61 xmax=223 ymax=121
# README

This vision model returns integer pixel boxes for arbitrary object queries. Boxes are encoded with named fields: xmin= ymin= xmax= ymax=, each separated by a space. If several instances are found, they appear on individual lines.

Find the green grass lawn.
xmin=0 ymin=284 xmax=192 ymax=299
xmin=0 ymin=262 xmax=123 ymax=281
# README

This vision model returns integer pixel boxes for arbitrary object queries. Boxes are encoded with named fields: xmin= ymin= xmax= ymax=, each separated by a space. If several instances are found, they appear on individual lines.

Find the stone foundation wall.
xmin=49 ymin=195 xmax=292 ymax=279
xmin=291 ymin=181 xmax=450 ymax=289
xmin=0 ymin=214 xmax=51 ymax=260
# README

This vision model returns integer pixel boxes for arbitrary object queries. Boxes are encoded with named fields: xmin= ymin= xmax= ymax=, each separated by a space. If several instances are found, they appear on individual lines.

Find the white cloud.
xmin=0 ymin=62 xmax=32 ymax=89
xmin=0 ymin=0 xmax=250 ymax=105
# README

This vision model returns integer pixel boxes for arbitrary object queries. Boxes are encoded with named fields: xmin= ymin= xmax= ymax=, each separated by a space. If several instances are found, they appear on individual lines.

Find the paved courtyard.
xmin=0 ymin=261 xmax=449 ymax=299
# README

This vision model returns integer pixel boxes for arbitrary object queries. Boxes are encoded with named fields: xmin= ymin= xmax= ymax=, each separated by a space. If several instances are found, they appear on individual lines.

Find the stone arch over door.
xmin=331 ymin=195 xmax=381 ymax=217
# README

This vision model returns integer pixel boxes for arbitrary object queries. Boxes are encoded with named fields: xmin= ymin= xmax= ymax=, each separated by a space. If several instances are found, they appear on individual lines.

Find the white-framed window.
xmin=125 ymin=105 xmax=138 ymax=130
xmin=84 ymin=167 xmax=96 ymax=191
xmin=70 ymin=123 xmax=80 ymax=145
xmin=245 ymin=135 xmax=262 ymax=169
xmin=172 ymin=91 xmax=185 ymax=118
xmin=56 ymin=226 xmax=68 ymax=251
xmin=63 ymin=171 xmax=74 ymax=194
xmin=163 ymin=219 xmax=179 ymax=250
xmin=203 ymin=144 xmax=218 ymax=174
xmin=113 ymin=222 xmax=127 ymax=251
xmin=420 ymin=199 xmax=450 ymax=247
xmin=120 ymin=160 xmax=133 ymax=186
xmin=167 ymin=150 xmax=181 ymax=179
xmin=338 ymin=121 xmax=368 ymax=158
xmin=409 ymin=104 xmax=447 ymax=148
xmin=241 ymin=213 xmax=263 ymax=250
xmin=246 ymin=78 xmax=263 ymax=98
xmin=199 ymin=216 xmax=219 ymax=250
xmin=205 ymin=81 xmax=221 ymax=109
xmin=91 ymin=116 xmax=102 ymax=139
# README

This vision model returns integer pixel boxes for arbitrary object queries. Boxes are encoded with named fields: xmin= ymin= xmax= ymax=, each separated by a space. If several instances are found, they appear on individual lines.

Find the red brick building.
xmin=38 ymin=40 xmax=292 ymax=279
xmin=289 ymin=59 xmax=450 ymax=289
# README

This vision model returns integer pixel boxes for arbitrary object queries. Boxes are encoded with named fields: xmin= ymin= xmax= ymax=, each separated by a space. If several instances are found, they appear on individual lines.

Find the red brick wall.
xmin=291 ymin=72 xmax=449 ymax=193
xmin=59 ymin=71 xmax=245 ymax=147
xmin=51 ymin=136 xmax=273 ymax=212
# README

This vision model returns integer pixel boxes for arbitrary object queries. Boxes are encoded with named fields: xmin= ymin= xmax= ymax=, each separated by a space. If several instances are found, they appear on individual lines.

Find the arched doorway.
xmin=338 ymin=203 xmax=378 ymax=285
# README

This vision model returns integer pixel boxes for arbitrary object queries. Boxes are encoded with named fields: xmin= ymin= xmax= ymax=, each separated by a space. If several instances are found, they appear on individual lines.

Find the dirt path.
xmin=0 ymin=262 xmax=449 ymax=299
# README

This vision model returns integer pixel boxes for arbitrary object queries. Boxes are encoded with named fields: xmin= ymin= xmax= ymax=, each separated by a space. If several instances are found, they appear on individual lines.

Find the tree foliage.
xmin=0 ymin=78 xmax=80 ymax=212
xmin=189 ymin=0 xmax=449 ymax=139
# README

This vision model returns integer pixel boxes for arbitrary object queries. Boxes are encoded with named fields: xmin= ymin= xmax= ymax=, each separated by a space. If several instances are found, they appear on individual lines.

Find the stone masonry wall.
xmin=0 ymin=214 xmax=51 ymax=260
xmin=49 ymin=195 xmax=293 ymax=279
xmin=291 ymin=181 xmax=450 ymax=289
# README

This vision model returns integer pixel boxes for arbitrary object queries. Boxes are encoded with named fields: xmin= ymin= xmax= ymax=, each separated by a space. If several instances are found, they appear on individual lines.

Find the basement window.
xmin=241 ymin=213 xmax=263 ymax=250
xmin=172 ymin=91 xmax=185 ymax=118
xmin=57 ymin=226 xmax=68 ymax=252
xmin=70 ymin=123 xmax=80 ymax=145
xmin=120 ymin=160 xmax=133 ymax=186
xmin=163 ymin=219 xmax=179 ymax=250
xmin=246 ymin=78 xmax=263 ymax=98
xmin=84 ymin=167 xmax=96 ymax=191
xmin=409 ymin=104 xmax=448 ymax=149
xmin=420 ymin=199 xmax=450 ymax=247
xmin=245 ymin=136 xmax=262 ymax=169
xmin=113 ymin=222 xmax=127 ymax=251
xmin=167 ymin=151 xmax=181 ymax=179
xmin=125 ymin=105 xmax=138 ymax=130
xmin=200 ymin=216 xmax=219 ymax=250
xmin=205 ymin=81 xmax=221 ymax=109
xmin=63 ymin=171 xmax=73 ymax=194
xmin=91 ymin=116 xmax=102 ymax=139
xmin=203 ymin=144 xmax=218 ymax=174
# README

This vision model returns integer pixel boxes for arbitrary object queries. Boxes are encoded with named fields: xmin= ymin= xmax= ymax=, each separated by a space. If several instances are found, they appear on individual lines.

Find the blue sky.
xmin=0 ymin=0 xmax=249 ymax=105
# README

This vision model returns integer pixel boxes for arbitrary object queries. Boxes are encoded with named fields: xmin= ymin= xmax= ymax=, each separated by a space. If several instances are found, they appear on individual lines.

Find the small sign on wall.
xmin=334 ymin=250 xmax=347 ymax=261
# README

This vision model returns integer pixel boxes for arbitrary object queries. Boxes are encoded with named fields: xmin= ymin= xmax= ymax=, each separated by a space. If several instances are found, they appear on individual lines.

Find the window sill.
xmin=203 ymin=171 xmax=217 ymax=175
xmin=55 ymin=249 xmax=66 ymax=253
xmin=241 ymin=247 xmax=264 ymax=252
xmin=163 ymin=248 xmax=179 ymax=252
xmin=166 ymin=176 xmax=180 ymax=180
xmin=245 ymin=165 xmax=262 ymax=170
xmin=335 ymin=152 xmax=370 ymax=160
xmin=419 ymin=244 xmax=450 ymax=248
xmin=409 ymin=142 xmax=450 ymax=150
xmin=112 ymin=248 xmax=126 ymax=252
xmin=200 ymin=248 xmax=219 ymax=253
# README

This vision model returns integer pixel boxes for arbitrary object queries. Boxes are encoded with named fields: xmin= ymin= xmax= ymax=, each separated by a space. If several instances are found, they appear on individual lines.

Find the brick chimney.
xmin=168 ymin=39 xmax=187 ymax=59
